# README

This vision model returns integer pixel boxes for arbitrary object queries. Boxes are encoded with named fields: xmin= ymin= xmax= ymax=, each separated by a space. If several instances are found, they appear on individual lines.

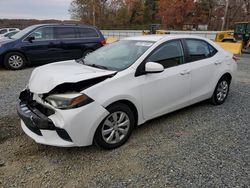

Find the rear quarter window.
xmin=78 ymin=27 xmax=99 ymax=38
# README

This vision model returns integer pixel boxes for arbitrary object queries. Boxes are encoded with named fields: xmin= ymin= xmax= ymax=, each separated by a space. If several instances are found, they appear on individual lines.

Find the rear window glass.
xmin=78 ymin=27 xmax=99 ymax=38
xmin=186 ymin=39 xmax=211 ymax=62
xmin=55 ymin=27 xmax=77 ymax=39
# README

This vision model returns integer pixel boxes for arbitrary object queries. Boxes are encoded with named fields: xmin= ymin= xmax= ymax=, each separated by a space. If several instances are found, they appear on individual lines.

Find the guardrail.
xmin=101 ymin=30 xmax=218 ymax=40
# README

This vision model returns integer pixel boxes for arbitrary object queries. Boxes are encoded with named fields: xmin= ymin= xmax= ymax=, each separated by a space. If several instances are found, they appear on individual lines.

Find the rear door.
xmin=54 ymin=26 xmax=82 ymax=60
xmin=77 ymin=27 xmax=103 ymax=54
xmin=184 ymin=39 xmax=221 ymax=103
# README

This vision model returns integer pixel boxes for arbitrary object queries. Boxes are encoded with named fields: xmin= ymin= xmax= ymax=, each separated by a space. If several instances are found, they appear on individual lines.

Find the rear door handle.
xmin=180 ymin=69 xmax=191 ymax=75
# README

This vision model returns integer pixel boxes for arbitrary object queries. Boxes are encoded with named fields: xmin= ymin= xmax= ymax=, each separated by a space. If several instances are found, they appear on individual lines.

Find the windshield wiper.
xmin=76 ymin=58 xmax=85 ymax=64
xmin=87 ymin=64 xmax=109 ymax=70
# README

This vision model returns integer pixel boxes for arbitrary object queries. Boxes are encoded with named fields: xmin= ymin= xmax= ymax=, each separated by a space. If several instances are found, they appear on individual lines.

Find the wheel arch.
xmin=105 ymin=100 xmax=139 ymax=126
xmin=211 ymin=72 xmax=233 ymax=98
xmin=221 ymin=72 xmax=232 ymax=83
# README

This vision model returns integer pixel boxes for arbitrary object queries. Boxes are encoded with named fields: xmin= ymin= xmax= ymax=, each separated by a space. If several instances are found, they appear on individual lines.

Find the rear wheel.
xmin=4 ymin=52 xmax=26 ymax=70
xmin=94 ymin=103 xmax=135 ymax=149
xmin=210 ymin=76 xmax=230 ymax=105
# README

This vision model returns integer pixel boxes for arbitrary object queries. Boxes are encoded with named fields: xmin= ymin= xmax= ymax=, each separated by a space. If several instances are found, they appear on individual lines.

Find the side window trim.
xmin=23 ymin=26 xmax=101 ymax=42
xmin=135 ymin=39 xmax=186 ymax=77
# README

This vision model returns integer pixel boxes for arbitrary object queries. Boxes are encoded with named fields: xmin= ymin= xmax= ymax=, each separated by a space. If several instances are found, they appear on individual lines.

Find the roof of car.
xmin=31 ymin=23 xmax=95 ymax=28
xmin=123 ymin=34 xmax=208 ymax=42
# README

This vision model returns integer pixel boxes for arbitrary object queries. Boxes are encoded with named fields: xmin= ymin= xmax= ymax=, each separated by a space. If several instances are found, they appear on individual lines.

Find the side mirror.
xmin=145 ymin=62 xmax=164 ymax=73
xmin=27 ymin=36 xmax=35 ymax=43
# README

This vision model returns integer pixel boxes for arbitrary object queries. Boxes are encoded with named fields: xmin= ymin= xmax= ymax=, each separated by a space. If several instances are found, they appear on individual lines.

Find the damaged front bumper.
xmin=17 ymin=89 xmax=109 ymax=147
xmin=17 ymin=92 xmax=74 ymax=147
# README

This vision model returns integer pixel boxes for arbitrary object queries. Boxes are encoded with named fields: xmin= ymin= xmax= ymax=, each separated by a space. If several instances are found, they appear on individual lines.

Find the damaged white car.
xmin=17 ymin=35 xmax=237 ymax=149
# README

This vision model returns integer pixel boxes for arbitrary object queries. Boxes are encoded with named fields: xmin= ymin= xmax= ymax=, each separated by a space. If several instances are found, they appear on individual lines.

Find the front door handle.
xmin=180 ymin=69 xmax=191 ymax=75
xmin=214 ymin=61 xmax=223 ymax=65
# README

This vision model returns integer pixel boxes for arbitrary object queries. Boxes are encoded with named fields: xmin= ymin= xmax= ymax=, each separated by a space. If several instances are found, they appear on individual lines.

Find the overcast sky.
xmin=0 ymin=0 xmax=72 ymax=20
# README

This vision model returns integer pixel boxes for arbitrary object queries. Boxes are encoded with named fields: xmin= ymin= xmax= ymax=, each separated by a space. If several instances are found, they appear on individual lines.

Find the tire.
xmin=82 ymin=49 xmax=93 ymax=58
xmin=210 ymin=76 xmax=231 ymax=105
xmin=94 ymin=103 xmax=135 ymax=150
xmin=4 ymin=52 xmax=26 ymax=70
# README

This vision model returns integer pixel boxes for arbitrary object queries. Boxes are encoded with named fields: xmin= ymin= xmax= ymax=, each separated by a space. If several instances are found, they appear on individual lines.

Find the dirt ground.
xmin=0 ymin=55 xmax=250 ymax=187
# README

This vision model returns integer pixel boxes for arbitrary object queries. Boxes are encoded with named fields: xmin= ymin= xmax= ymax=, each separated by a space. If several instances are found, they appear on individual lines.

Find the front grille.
xmin=19 ymin=89 xmax=55 ymax=117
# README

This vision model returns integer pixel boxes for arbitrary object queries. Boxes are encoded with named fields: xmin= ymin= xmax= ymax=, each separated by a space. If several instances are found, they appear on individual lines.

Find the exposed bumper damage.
xmin=18 ymin=62 xmax=116 ymax=147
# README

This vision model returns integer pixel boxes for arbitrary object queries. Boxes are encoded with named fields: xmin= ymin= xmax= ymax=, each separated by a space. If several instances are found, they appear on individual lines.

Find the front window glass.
xmin=83 ymin=40 xmax=153 ymax=71
xmin=146 ymin=40 xmax=184 ymax=68
xmin=29 ymin=27 xmax=54 ymax=40
xmin=235 ymin=24 xmax=246 ymax=34
xmin=11 ymin=25 xmax=38 ymax=39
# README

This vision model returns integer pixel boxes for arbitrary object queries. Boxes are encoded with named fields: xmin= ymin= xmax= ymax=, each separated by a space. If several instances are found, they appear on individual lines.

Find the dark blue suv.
xmin=0 ymin=24 xmax=106 ymax=70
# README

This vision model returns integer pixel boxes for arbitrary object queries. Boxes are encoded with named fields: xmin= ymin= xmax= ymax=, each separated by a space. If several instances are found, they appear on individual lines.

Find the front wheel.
xmin=210 ymin=77 xmax=230 ymax=105
xmin=94 ymin=103 xmax=135 ymax=149
xmin=4 ymin=52 xmax=26 ymax=70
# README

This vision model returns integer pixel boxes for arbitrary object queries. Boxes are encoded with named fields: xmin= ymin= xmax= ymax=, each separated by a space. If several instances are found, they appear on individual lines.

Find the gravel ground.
xmin=0 ymin=56 xmax=249 ymax=187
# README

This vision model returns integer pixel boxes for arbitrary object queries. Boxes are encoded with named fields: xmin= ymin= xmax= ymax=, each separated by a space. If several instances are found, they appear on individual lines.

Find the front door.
xmin=137 ymin=40 xmax=191 ymax=120
xmin=22 ymin=26 xmax=63 ymax=63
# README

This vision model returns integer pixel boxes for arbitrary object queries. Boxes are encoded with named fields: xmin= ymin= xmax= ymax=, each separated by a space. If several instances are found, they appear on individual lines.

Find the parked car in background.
xmin=17 ymin=35 xmax=237 ymax=149
xmin=0 ymin=30 xmax=19 ymax=39
xmin=0 ymin=24 xmax=106 ymax=70
xmin=0 ymin=28 xmax=19 ymax=37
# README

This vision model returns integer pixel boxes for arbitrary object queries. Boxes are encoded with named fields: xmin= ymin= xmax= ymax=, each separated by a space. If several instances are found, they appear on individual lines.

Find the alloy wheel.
xmin=8 ymin=55 xmax=24 ymax=69
xmin=101 ymin=111 xmax=130 ymax=144
xmin=216 ymin=80 xmax=229 ymax=102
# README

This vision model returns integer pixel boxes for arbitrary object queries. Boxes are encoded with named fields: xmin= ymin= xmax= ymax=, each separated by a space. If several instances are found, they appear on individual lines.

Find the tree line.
xmin=1 ymin=0 xmax=249 ymax=31
xmin=70 ymin=0 xmax=250 ymax=30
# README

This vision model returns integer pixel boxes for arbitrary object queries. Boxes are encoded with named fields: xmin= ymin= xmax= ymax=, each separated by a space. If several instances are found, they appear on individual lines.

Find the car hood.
xmin=0 ymin=37 xmax=14 ymax=44
xmin=29 ymin=60 xmax=117 ymax=94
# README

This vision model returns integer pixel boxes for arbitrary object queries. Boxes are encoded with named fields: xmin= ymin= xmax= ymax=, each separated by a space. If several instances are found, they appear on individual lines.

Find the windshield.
xmin=11 ymin=25 xmax=38 ymax=39
xmin=84 ymin=40 xmax=154 ymax=71
xmin=235 ymin=23 xmax=246 ymax=34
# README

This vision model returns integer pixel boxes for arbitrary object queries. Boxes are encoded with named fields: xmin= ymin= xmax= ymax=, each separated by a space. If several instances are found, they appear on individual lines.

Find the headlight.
xmin=45 ymin=93 xmax=93 ymax=110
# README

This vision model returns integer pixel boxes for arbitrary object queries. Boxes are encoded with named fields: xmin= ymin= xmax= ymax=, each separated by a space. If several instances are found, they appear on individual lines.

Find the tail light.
xmin=101 ymin=39 xmax=106 ymax=46
xmin=232 ymin=55 xmax=239 ymax=62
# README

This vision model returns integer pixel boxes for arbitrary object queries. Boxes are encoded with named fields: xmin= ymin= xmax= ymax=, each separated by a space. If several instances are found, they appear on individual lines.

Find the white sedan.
xmin=17 ymin=35 xmax=237 ymax=149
